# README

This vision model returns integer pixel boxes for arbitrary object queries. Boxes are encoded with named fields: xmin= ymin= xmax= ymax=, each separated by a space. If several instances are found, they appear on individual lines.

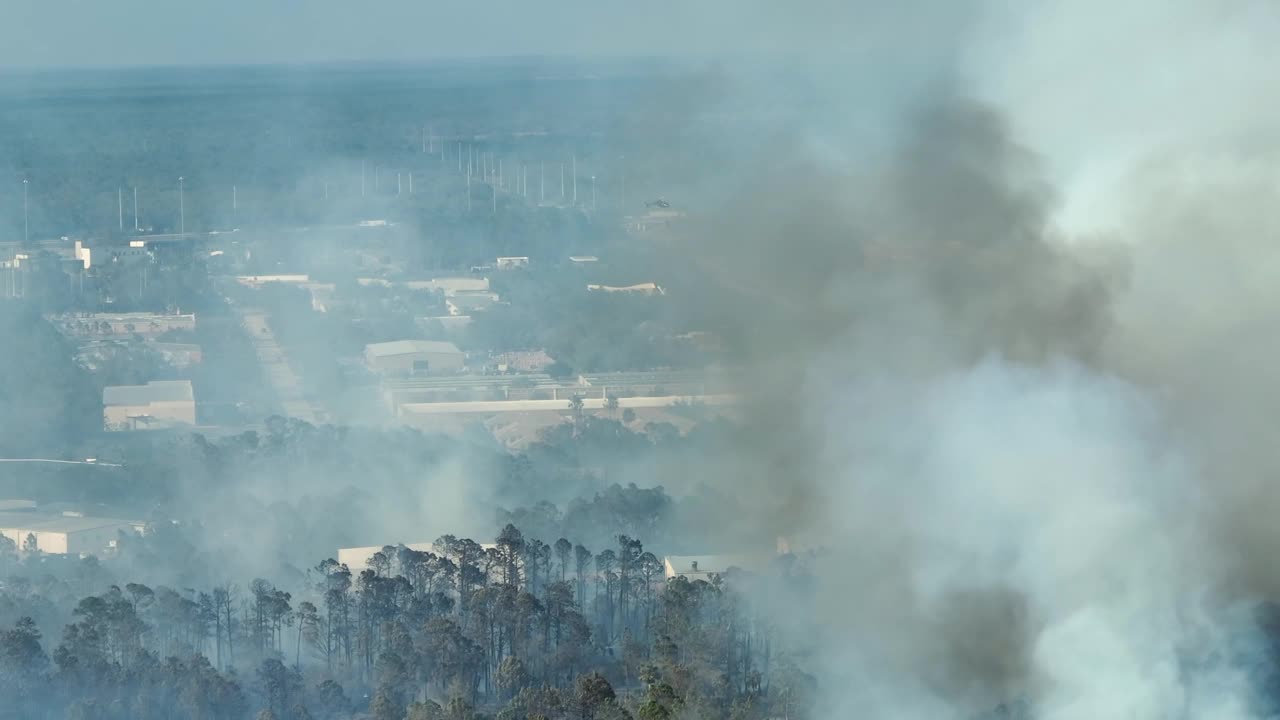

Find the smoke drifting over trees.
xmin=653 ymin=2 xmax=1280 ymax=717
xmin=2 ymin=0 xmax=1280 ymax=718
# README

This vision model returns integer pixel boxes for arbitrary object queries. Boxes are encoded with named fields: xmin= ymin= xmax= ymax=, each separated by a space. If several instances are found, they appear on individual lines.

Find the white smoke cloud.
xmin=807 ymin=360 xmax=1257 ymax=717
xmin=964 ymin=0 xmax=1280 ymax=235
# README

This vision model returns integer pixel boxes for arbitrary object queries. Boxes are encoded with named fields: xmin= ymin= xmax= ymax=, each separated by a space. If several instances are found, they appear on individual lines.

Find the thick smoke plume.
xmin=648 ymin=1 xmax=1280 ymax=717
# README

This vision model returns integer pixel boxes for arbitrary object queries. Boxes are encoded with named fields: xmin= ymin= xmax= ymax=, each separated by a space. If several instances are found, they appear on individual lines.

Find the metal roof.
xmin=103 ymin=380 xmax=194 ymax=406
xmin=365 ymin=340 xmax=462 ymax=358
xmin=663 ymin=554 xmax=768 ymax=577
xmin=0 ymin=511 xmax=142 ymax=535
xmin=446 ymin=294 xmax=497 ymax=311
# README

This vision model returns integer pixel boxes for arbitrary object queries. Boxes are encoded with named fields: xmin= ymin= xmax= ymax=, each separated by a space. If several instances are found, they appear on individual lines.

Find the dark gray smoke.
xmin=627 ymin=2 xmax=1280 ymax=717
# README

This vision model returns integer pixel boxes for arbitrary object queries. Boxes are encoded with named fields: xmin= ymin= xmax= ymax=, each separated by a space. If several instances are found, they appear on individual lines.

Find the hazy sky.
xmin=2 ymin=1 xmax=966 ymax=68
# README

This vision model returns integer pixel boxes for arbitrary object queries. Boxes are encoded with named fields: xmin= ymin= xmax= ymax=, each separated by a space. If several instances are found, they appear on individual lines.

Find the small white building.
xmin=103 ymin=380 xmax=196 ymax=431
xmin=365 ymin=340 xmax=465 ymax=375
xmin=0 ymin=511 xmax=144 ymax=556
xmin=496 ymin=256 xmax=529 ymax=270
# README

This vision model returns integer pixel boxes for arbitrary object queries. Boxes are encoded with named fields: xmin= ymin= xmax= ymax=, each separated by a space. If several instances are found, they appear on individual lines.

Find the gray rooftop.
xmin=0 ymin=511 xmax=142 ymax=535
xmin=664 ymin=554 xmax=768 ymax=576
xmin=103 ymin=380 xmax=194 ymax=406
xmin=447 ymin=294 xmax=497 ymax=311
xmin=366 ymin=340 xmax=463 ymax=358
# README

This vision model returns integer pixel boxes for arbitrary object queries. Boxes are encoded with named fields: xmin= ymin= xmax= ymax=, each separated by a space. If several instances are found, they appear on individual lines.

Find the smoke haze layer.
xmin=4 ymin=0 xmax=1279 ymax=717
xmin=642 ymin=2 xmax=1280 ymax=717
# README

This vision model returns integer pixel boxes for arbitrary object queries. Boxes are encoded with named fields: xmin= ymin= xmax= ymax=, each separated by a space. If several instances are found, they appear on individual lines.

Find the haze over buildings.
xmin=1 ymin=2 xmax=1278 ymax=719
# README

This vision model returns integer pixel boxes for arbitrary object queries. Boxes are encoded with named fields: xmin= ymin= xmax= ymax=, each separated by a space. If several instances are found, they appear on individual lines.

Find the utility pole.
xmin=178 ymin=176 xmax=185 ymax=236
xmin=134 ymin=187 xmax=139 ymax=231
xmin=560 ymin=163 xmax=565 ymax=201
xmin=397 ymin=171 xmax=402 ymax=195
xmin=409 ymin=172 xmax=413 ymax=194
xmin=572 ymin=155 xmax=578 ymax=205
xmin=466 ymin=172 xmax=472 ymax=213
xmin=22 ymin=178 xmax=28 ymax=244
xmin=591 ymin=175 xmax=596 ymax=211
xmin=118 ymin=187 xmax=124 ymax=232
xmin=492 ymin=183 xmax=496 ymax=215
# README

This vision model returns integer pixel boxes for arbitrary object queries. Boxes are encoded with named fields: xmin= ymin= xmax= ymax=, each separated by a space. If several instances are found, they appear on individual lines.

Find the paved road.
xmin=237 ymin=308 xmax=328 ymax=425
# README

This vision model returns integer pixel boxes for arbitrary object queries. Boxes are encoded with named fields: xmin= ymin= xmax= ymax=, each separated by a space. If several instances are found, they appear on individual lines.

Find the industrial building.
xmin=662 ymin=554 xmax=770 ymax=581
xmin=587 ymin=282 xmax=664 ymax=295
xmin=103 ymin=380 xmax=196 ymax=431
xmin=495 ymin=256 xmax=529 ymax=270
xmin=338 ymin=542 xmax=436 ymax=572
xmin=400 ymin=277 xmax=490 ymax=295
xmin=381 ymin=368 xmax=735 ymax=414
xmin=0 ymin=511 xmax=144 ymax=556
xmin=338 ymin=541 xmax=497 ymax=572
xmin=50 ymin=312 xmax=196 ymax=337
xmin=365 ymin=340 xmax=465 ymax=375
xmin=446 ymin=292 xmax=499 ymax=316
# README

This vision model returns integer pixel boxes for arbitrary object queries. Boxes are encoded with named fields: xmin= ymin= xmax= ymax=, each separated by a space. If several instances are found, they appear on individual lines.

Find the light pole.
xmin=178 ymin=176 xmax=185 ymax=236
xmin=591 ymin=176 xmax=597 ymax=211
xmin=22 ymin=178 xmax=29 ymax=244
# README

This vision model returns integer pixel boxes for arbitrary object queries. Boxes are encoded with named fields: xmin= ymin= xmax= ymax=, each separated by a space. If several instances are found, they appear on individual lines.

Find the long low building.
xmin=103 ymin=380 xmax=196 ymax=431
xmin=663 ymin=554 xmax=772 ymax=582
xmin=49 ymin=312 xmax=196 ymax=337
xmin=399 ymin=394 xmax=738 ymax=417
xmin=0 ymin=511 xmax=144 ymax=556
xmin=339 ymin=542 xmax=437 ymax=572
xmin=338 ymin=541 xmax=497 ymax=572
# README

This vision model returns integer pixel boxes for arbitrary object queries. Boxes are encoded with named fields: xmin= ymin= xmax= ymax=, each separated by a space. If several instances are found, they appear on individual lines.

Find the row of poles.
xmin=14 ymin=125 xmax=605 ymax=240
xmin=416 ymin=124 xmax=600 ymax=215
xmin=18 ymin=177 xmax=187 ymax=239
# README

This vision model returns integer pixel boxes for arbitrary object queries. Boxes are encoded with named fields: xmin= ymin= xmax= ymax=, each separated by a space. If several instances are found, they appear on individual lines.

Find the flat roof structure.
xmin=103 ymin=380 xmax=194 ymax=406
xmin=663 ymin=554 xmax=769 ymax=580
xmin=0 ymin=511 xmax=143 ymax=534
xmin=365 ymin=340 xmax=462 ymax=358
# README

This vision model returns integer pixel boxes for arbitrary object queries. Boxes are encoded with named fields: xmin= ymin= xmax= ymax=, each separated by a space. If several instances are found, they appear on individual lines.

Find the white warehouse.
xmin=0 ymin=511 xmax=144 ymax=556
xmin=365 ymin=340 xmax=465 ymax=375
